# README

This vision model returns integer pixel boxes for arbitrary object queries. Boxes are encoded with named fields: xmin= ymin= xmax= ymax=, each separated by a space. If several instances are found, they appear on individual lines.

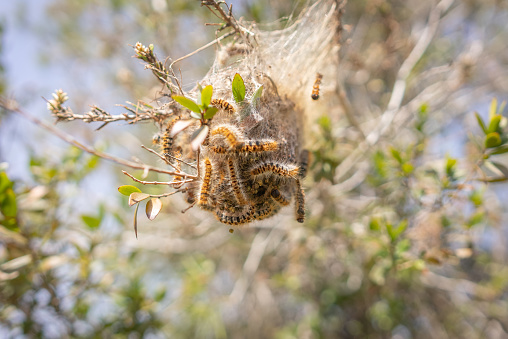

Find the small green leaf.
xmin=203 ymin=107 xmax=218 ymax=120
xmin=0 ymin=172 xmax=13 ymax=193
xmin=129 ymin=192 xmax=150 ymax=206
xmin=402 ymin=162 xmax=414 ymax=174
xmin=489 ymin=98 xmax=498 ymax=120
xmin=190 ymin=125 xmax=210 ymax=151
xmin=485 ymin=132 xmax=502 ymax=148
xmin=201 ymin=85 xmax=213 ymax=108
xmin=445 ymin=156 xmax=457 ymax=178
xmin=251 ymin=85 xmax=263 ymax=104
xmin=146 ymin=198 xmax=163 ymax=220
xmin=81 ymin=215 xmax=101 ymax=229
xmin=386 ymin=219 xmax=407 ymax=242
xmin=489 ymin=145 xmax=508 ymax=155
xmin=390 ymin=148 xmax=403 ymax=164
xmin=133 ymin=203 xmax=140 ymax=239
xmin=475 ymin=112 xmax=487 ymax=134
xmin=1 ymin=188 xmax=17 ymax=217
xmin=488 ymin=115 xmax=502 ymax=134
xmin=190 ymin=112 xmax=202 ymax=120
xmin=172 ymin=95 xmax=201 ymax=113
xmin=118 ymin=185 xmax=141 ymax=196
xmin=232 ymin=73 xmax=246 ymax=103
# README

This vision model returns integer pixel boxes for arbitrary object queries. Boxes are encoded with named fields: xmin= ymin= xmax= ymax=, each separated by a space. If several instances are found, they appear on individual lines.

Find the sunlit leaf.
xmin=0 ymin=172 xmax=12 ymax=193
xmin=191 ymin=125 xmax=210 ymax=151
xmin=390 ymin=148 xmax=403 ymax=164
xmin=475 ymin=112 xmax=487 ymax=135
xmin=146 ymin=198 xmax=163 ymax=220
xmin=488 ymin=115 xmax=502 ymax=134
xmin=251 ymin=85 xmax=263 ymax=104
xmin=386 ymin=219 xmax=407 ymax=242
xmin=201 ymin=85 xmax=213 ymax=108
xmin=40 ymin=255 xmax=68 ymax=272
xmin=172 ymin=95 xmax=201 ymax=113
xmin=1 ymin=188 xmax=17 ymax=218
xmin=485 ymin=132 xmax=502 ymax=148
xmin=489 ymin=98 xmax=498 ymax=120
xmin=170 ymin=119 xmax=194 ymax=137
xmin=0 ymin=254 xmax=32 ymax=272
xmin=133 ymin=203 xmax=140 ymax=239
xmin=81 ymin=215 xmax=101 ymax=229
xmin=118 ymin=185 xmax=141 ymax=196
xmin=129 ymin=192 xmax=150 ymax=206
xmin=489 ymin=145 xmax=508 ymax=155
xmin=203 ymin=107 xmax=218 ymax=120
xmin=232 ymin=73 xmax=246 ymax=103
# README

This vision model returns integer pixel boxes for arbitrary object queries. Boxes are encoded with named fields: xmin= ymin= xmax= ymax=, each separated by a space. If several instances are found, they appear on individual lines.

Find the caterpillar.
xmin=250 ymin=162 xmax=300 ymax=178
xmin=311 ymin=73 xmax=323 ymax=100
xmin=211 ymin=98 xmax=236 ymax=114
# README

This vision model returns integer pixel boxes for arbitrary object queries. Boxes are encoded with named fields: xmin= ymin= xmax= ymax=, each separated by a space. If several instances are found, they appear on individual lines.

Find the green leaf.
xmin=81 ymin=215 xmax=101 ymax=229
xmin=475 ymin=112 xmax=487 ymax=134
xmin=1 ymin=188 xmax=17 ymax=217
xmin=190 ymin=112 xmax=202 ymax=120
xmin=489 ymin=98 xmax=498 ymax=120
xmin=250 ymin=85 xmax=263 ymax=104
xmin=129 ymin=192 xmax=150 ymax=206
xmin=201 ymin=85 xmax=213 ymax=108
xmin=445 ymin=156 xmax=457 ymax=178
xmin=203 ymin=107 xmax=218 ymax=120
xmin=0 ymin=172 xmax=13 ymax=193
xmin=402 ymin=162 xmax=414 ymax=174
xmin=118 ymin=185 xmax=141 ymax=196
xmin=172 ymin=95 xmax=201 ymax=113
xmin=386 ymin=219 xmax=407 ymax=242
xmin=488 ymin=115 xmax=502 ymax=134
xmin=390 ymin=148 xmax=403 ymax=164
xmin=232 ymin=73 xmax=246 ymax=103
xmin=489 ymin=145 xmax=508 ymax=155
xmin=485 ymin=132 xmax=502 ymax=148
xmin=146 ymin=198 xmax=163 ymax=220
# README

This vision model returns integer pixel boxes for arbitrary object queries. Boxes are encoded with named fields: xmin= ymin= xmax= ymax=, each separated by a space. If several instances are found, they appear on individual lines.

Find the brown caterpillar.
xmin=211 ymin=125 xmax=241 ymax=147
xmin=228 ymin=159 xmax=247 ymax=205
xmin=250 ymin=162 xmax=300 ymax=178
xmin=215 ymin=207 xmax=254 ymax=225
xmin=198 ymin=158 xmax=213 ymax=208
xmin=270 ymin=188 xmax=290 ymax=206
xmin=211 ymin=98 xmax=236 ymax=114
xmin=311 ymin=73 xmax=323 ymax=100
xmin=295 ymin=179 xmax=305 ymax=223
xmin=162 ymin=117 xmax=181 ymax=158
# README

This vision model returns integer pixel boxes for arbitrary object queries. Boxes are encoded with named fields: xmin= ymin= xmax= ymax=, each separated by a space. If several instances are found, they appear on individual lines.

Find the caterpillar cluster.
xmin=155 ymin=75 xmax=307 ymax=228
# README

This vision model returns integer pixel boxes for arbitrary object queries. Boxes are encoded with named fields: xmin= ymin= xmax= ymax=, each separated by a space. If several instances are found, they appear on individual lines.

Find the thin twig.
xmin=122 ymin=171 xmax=193 ymax=186
xmin=0 ymin=98 xmax=197 ymax=179
xmin=169 ymin=31 xmax=236 ymax=69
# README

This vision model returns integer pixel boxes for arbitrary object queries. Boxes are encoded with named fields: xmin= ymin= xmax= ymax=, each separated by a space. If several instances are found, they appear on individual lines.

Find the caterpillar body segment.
xmin=198 ymin=158 xmax=213 ymax=208
xmin=215 ymin=207 xmax=254 ymax=225
xmin=295 ymin=179 xmax=305 ymax=223
xmin=270 ymin=188 xmax=290 ymax=206
xmin=236 ymin=140 xmax=278 ymax=153
xmin=211 ymin=125 xmax=242 ymax=147
xmin=311 ymin=73 xmax=323 ymax=100
xmin=252 ymin=203 xmax=276 ymax=221
xmin=250 ymin=162 xmax=300 ymax=179
xmin=228 ymin=160 xmax=247 ymax=205
xmin=211 ymin=98 xmax=236 ymax=114
xmin=162 ymin=116 xmax=182 ymax=160
xmin=299 ymin=149 xmax=310 ymax=178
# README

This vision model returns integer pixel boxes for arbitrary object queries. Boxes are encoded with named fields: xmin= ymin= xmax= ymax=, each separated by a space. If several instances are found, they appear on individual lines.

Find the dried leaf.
xmin=170 ymin=119 xmax=194 ymax=137
xmin=146 ymin=198 xmax=163 ymax=220
xmin=133 ymin=203 xmax=140 ymax=238
xmin=191 ymin=125 xmax=210 ymax=151
xmin=129 ymin=192 xmax=150 ymax=206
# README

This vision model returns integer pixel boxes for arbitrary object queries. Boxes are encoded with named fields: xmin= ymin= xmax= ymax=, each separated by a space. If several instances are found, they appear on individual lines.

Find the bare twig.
xmin=0 ymin=98 xmax=197 ymax=179
xmin=169 ymin=31 xmax=236 ymax=69
xmin=122 ymin=171 xmax=193 ymax=186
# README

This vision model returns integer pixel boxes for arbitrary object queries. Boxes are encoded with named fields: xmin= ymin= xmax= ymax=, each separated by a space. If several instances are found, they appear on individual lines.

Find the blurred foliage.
xmin=2 ymin=0 xmax=508 ymax=338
